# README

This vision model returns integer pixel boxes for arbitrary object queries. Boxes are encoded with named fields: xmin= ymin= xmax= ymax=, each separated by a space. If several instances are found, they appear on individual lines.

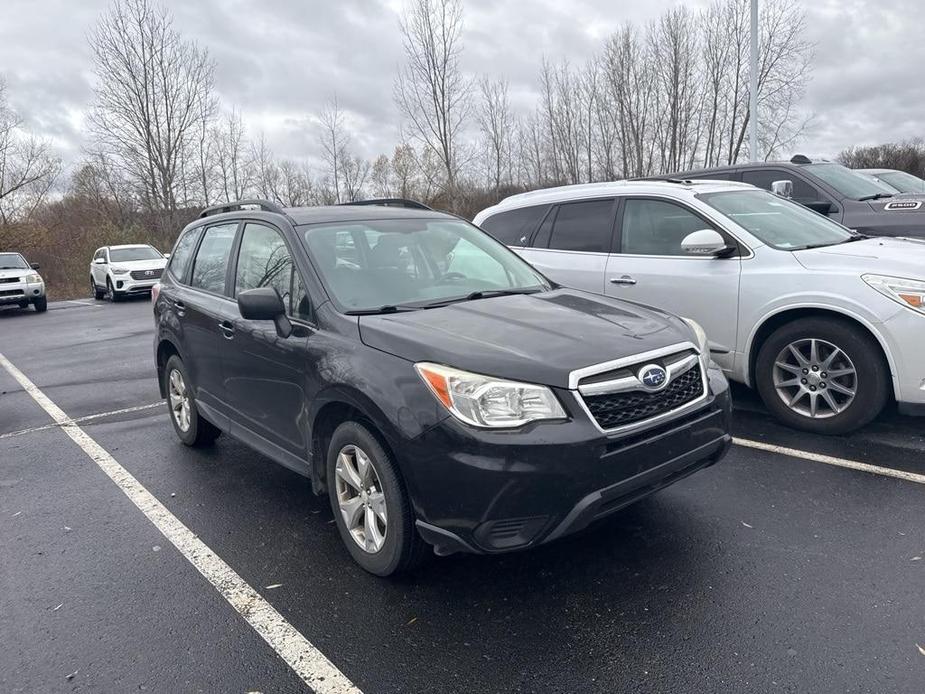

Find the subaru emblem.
xmin=638 ymin=364 xmax=668 ymax=391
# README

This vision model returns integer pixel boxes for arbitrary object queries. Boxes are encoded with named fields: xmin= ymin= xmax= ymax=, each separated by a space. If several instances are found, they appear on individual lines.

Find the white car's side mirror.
xmin=681 ymin=229 xmax=727 ymax=256
xmin=94 ymin=257 xmax=106 ymax=265
xmin=163 ymin=253 xmax=171 ymax=259
xmin=771 ymin=180 xmax=794 ymax=198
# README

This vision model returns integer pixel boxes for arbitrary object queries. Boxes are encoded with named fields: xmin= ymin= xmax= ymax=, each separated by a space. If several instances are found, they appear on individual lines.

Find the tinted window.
xmin=167 ymin=228 xmax=202 ymax=283
xmin=547 ymin=199 xmax=615 ymax=253
xmin=742 ymin=169 xmax=820 ymax=202
xmin=480 ymin=205 xmax=548 ymax=246
xmin=621 ymin=199 xmax=714 ymax=256
xmin=235 ymin=223 xmax=311 ymax=321
xmin=803 ymin=163 xmax=894 ymax=200
xmin=190 ymin=223 xmax=237 ymax=294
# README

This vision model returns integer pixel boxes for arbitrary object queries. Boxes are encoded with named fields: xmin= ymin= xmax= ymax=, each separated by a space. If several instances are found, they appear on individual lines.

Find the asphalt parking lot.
xmin=1 ymin=298 xmax=923 ymax=694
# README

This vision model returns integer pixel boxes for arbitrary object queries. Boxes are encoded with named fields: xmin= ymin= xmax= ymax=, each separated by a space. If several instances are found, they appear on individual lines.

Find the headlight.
xmin=25 ymin=273 xmax=41 ymax=283
xmin=415 ymin=362 xmax=566 ymax=428
xmin=863 ymin=274 xmax=925 ymax=314
xmin=681 ymin=317 xmax=709 ymax=354
xmin=111 ymin=267 xmax=129 ymax=275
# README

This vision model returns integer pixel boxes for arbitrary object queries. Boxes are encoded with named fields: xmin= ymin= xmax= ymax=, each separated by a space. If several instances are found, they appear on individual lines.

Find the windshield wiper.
xmin=858 ymin=192 xmax=893 ymax=201
xmin=344 ymin=305 xmax=419 ymax=315
xmin=422 ymin=288 xmax=543 ymax=309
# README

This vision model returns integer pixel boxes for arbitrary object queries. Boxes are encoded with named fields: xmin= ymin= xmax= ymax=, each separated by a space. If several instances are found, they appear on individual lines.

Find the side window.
xmin=235 ymin=223 xmax=311 ymax=321
xmin=621 ymin=199 xmax=716 ymax=256
xmin=167 ymin=227 xmax=202 ymax=283
xmin=479 ymin=205 xmax=548 ymax=246
xmin=742 ymin=169 xmax=821 ymax=202
xmin=190 ymin=222 xmax=237 ymax=295
xmin=547 ymin=199 xmax=616 ymax=253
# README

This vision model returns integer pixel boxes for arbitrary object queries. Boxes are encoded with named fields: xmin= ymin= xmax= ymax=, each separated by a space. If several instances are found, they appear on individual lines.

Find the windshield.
xmin=803 ymin=163 xmax=895 ymax=200
xmin=698 ymin=189 xmax=855 ymax=250
xmin=877 ymin=170 xmax=925 ymax=194
xmin=109 ymin=246 xmax=163 ymax=262
xmin=0 ymin=253 xmax=29 ymax=269
xmin=300 ymin=218 xmax=550 ymax=312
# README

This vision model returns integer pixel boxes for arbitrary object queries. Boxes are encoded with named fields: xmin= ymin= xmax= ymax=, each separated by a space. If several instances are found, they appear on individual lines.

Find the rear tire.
xmin=33 ymin=297 xmax=47 ymax=313
xmin=164 ymin=355 xmax=221 ymax=447
xmin=326 ymin=421 xmax=427 ymax=576
xmin=755 ymin=317 xmax=889 ymax=435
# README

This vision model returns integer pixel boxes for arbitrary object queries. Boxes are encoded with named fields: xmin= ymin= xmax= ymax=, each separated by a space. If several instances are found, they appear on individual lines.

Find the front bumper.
xmin=404 ymin=366 xmax=732 ymax=556
xmin=880 ymin=307 xmax=925 ymax=411
xmin=112 ymin=276 xmax=157 ymax=294
xmin=0 ymin=279 xmax=45 ymax=304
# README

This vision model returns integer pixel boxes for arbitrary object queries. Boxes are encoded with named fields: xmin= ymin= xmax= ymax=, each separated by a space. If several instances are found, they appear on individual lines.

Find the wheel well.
xmin=748 ymin=308 xmax=891 ymax=388
xmin=155 ymin=340 xmax=180 ymax=397
xmin=310 ymin=401 xmax=392 ymax=495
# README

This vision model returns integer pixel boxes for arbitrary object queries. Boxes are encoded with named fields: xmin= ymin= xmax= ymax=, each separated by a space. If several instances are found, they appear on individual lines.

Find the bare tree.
xmin=0 ymin=79 xmax=60 ymax=223
xmin=88 ymin=0 xmax=216 ymax=227
xmin=319 ymin=95 xmax=349 ymax=203
xmin=476 ymin=77 xmax=514 ymax=190
xmin=213 ymin=109 xmax=252 ymax=203
xmin=394 ymin=0 xmax=470 ymax=191
xmin=370 ymin=154 xmax=393 ymax=197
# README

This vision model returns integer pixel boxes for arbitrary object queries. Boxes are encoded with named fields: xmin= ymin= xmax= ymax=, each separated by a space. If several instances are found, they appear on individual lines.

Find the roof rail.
xmin=339 ymin=198 xmax=433 ymax=211
xmin=199 ymin=199 xmax=287 ymax=219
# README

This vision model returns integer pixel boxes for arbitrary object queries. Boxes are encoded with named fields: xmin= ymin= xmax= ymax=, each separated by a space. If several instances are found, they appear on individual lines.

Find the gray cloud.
xmin=0 ymin=0 xmax=921 ymax=173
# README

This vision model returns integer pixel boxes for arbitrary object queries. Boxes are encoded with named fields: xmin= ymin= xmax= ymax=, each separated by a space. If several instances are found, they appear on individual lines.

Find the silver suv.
xmin=474 ymin=180 xmax=925 ymax=434
xmin=0 ymin=252 xmax=46 ymax=312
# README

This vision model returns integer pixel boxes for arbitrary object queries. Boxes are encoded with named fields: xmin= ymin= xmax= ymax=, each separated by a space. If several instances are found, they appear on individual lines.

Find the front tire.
xmin=755 ymin=317 xmax=889 ymax=435
xmin=164 ymin=355 xmax=221 ymax=447
xmin=33 ymin=297 xmax=47 ymax=313
xmin=92 ymin=277 xmax=106 ymax=300
xmin=106 ymin=278 xmax=122 ymax=302
xmin=326 ymin=421 xmax=426 ymax=576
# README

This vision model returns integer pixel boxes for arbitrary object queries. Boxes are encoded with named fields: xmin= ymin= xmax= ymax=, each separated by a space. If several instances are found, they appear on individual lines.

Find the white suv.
xmin=474 ymin=180 xmax=925 ymax=434
xmin=90 ymin=244 xmax=167 ymax=301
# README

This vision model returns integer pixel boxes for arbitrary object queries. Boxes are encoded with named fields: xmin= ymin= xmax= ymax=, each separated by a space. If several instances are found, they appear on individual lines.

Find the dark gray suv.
xmin=666 ymin=155 xmax=925 ymax=239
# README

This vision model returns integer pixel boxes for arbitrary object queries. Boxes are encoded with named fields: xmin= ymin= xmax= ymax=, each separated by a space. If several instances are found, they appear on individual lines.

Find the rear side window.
xmin=621 ymin=199 xmax=715 ymax=256
xmin=547 ymin=199 xmax=616 ymax=253
xmin=479 ymin=205 xmax=548 ymax=246
xmin=742 ymin=169 xmax=821 ymax=202
xmin=167 ymin=227 xmax=202 ymax=283
xmin=190 ymin=222 xmax=237 ymax=294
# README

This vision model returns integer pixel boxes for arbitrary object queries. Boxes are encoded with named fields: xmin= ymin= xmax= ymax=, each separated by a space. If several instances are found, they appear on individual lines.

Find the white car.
xmin=0 ymin=252 xmax=46 ymax=312
xmin=90 ymin=244 xmax=167 ymax=301
xmin=474 ymin=180 xmax=925 ymax=434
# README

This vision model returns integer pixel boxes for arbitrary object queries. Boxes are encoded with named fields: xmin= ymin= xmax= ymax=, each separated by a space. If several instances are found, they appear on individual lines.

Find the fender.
xmin=743 ymin=301 xmax=900 ymax=399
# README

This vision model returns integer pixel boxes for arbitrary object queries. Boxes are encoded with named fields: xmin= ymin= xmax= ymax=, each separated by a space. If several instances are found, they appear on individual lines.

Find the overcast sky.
xmin=1 ymin=0 xmax=922 ymax=171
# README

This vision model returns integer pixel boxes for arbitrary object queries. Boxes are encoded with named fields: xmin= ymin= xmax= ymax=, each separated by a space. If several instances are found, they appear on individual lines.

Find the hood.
xmin=108 ymin=258 xmax=167 ymax=271
xmin=794 ymin=237 xmax=925 ymax=277
xmin=358 ymin=288 xmax=694 ymax=389
xmin=869 ymin=194 xmax=925 ymax=212
xmin=0 ymin=267 xmax=30 ymax=279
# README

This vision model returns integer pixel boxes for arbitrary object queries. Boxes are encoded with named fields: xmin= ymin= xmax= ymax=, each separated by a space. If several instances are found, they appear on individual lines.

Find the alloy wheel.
xmin=168 ymin=368 xmax=191 ymax=432
xmin=772 ymin=338 xmax=857 ymax=419
xmin=334 ymin=444 xmax=388 ymax=553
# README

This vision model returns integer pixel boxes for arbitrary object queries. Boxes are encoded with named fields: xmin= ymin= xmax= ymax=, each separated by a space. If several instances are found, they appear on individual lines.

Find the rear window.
xmin=479 ymin=205 xmax=548 ymax=246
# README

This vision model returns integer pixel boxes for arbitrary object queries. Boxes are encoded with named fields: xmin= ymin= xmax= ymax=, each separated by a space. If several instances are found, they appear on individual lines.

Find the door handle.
xmin=218 ymin=320 xmax=234 ymax=339
xmin=609 ymin=276 xmax=637 ymax=286
xmin=173 ymin=300 xmax=186 ymax=310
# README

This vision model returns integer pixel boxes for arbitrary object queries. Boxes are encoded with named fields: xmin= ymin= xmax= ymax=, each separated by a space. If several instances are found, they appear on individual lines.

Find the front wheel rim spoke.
xmin=365 ymin=505 xmax=384 ymax=551
xmin=335 ymin=444 xmax=387 ymax=553
xmin=820 ymin=388 xmax=841 ymax=414
xmin=336 ymin=452 xmax=363 ymax=492
xmin=828 ymin=381 xmax=855 ymax=397
xmin=340 ymin=496 xmax=364 ymax=530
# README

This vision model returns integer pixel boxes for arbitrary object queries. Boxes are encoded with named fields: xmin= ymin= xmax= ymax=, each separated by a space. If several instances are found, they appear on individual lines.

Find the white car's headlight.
xmin=111 ymin=267 xmax=129 ymax=275
xmin=681 ymin=317 xmax=709 ymax=354
xmin=25 ymin=273 xmax=42 ymax=283
xmin=415 ymin=362 xmax=566 ymax=428
xmin=863 ymin=274 xmax=925 ymax=314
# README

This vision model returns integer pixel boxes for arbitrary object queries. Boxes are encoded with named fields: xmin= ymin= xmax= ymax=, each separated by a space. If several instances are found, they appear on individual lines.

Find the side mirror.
xmin=30 ymin=262 xmax=40 ymax=270
xmin=94 ymin=257 xmax=106 ymax=265
xmin=162 ymin=252 xmax=171 ymax=259
xmin=681 ymin=229 xmax=728 ymax=256
xmin=237 ymin=287 xmax=292 ymax=338
xmin=771 ymin=180 xmax=794 ymax=198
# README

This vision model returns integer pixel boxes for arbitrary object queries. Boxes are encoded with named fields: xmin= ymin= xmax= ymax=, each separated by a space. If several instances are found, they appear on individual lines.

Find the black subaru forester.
xmin=153 ymin=200 xmax=731 ymax=576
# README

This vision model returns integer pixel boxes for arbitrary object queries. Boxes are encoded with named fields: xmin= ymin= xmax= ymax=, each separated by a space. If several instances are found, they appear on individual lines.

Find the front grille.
xmin=130 ymin=268 xmax=162 ymax=280
xmin=582 ymin=367 xmax=704 ymax=430
xmin=0 ymin=288 xmax=25 ymax=297
xmin=0 ymin=277 xmax=19 ymax=284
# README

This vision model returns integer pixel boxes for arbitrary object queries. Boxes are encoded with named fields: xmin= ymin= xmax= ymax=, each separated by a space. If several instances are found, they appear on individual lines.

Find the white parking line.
xmin=0 ymin=402 xmax=164 ymax=440
xmin=0 ymin=352 xmax=361 ymax=694
xmin=734 ymin=437 xmax=925 ymax=485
